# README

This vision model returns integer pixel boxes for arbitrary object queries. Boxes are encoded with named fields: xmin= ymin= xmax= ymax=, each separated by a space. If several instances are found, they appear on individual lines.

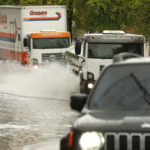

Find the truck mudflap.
xmin=80 ymin=80 xmax=95 ymax=94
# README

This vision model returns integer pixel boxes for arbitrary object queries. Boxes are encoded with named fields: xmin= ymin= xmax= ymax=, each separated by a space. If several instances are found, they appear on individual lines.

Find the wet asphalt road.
xmin=0 ymin=61 xmax=79 ymax=150
xmin=0 ymin=93 xmax=78 ymax=150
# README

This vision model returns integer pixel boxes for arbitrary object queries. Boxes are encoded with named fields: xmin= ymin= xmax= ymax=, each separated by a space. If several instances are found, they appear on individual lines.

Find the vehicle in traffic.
xmin=0 ymin=5 xmax=71 ymax=66
xmin=65 ymin=30 xmax=147 ymax=93
xmin=60 ymin=57 xmax=150 ymax=150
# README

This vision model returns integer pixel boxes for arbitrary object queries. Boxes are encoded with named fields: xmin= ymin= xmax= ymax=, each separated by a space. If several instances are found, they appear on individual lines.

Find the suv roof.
xmin=116 ymin=57 xmax=150 ymax=64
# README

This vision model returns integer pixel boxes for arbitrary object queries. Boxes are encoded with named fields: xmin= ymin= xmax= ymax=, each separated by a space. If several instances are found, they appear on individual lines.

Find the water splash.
xmin=0 ymin=60 xmax=79 ymax=100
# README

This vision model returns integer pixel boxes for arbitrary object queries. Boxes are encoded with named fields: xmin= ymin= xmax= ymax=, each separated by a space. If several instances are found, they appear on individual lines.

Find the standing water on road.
xmin=0 ymin=60 xmax=79 ymax=150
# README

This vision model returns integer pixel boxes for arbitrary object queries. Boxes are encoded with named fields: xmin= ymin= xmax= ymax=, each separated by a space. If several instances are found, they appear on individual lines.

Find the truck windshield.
xmin=88 ymin=43 xmax=144 ymax=59
xmin=33 ymin=38 xmax=70 ymax=49
xmin=89 ymin=64 xmax=150 ymax=109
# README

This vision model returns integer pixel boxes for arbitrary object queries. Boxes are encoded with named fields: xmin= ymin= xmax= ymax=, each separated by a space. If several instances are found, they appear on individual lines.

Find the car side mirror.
xmin=75 ymin=41 xmax=81 ymax=55
xmin=70 ymin=93 xmax=87 ymax=112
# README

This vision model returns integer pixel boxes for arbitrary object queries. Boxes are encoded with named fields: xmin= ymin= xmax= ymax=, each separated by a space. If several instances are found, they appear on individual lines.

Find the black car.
xmin=60 ymin=57 xmax=150 ymax=150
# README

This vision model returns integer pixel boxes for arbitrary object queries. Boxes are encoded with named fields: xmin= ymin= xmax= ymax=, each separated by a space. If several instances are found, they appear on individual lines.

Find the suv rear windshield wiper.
xmin=130 ymin=73 xmax=150 ymax=105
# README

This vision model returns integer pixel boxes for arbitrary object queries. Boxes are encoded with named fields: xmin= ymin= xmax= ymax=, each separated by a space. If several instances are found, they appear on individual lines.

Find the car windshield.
xmin=88 ymin=43 xmax=144 ymax=59
xmin=33 ymin=38 xmax=70 ymax=49
xmin=89 ymin=64 xmax=150 ymax=109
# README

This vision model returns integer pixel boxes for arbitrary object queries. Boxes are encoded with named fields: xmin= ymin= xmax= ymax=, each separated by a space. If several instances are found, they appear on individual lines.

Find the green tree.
xmin=73 ymin=0 xmax=137 ymax=35
xmin=1 ymin=0 xmax=150 ymax=38
xmin=132 ymin=0 xmax=150 ymax=38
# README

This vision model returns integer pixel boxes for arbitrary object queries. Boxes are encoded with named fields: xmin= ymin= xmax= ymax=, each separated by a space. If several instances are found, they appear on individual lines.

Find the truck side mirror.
xmin=23 ymin=38 xmax=28 ymax=47
xmin=75 ymin=41 xmax=81 ymax=55
xmin=70 ymin=93 xmax=87 ymax=112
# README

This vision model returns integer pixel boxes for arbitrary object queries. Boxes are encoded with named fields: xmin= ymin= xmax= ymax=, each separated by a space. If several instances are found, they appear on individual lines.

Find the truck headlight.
xmin=87 ymin=83 xmax=94 ymax=89
xmin=33 ymin=65 xmax=39 ymax=69
xmin=79 ymin=132 xmax=105 ymax=150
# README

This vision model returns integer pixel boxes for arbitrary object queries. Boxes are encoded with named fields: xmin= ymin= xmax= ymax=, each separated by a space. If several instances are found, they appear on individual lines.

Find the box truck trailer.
xmin=0 ymin=5 xmax=71 ymax=66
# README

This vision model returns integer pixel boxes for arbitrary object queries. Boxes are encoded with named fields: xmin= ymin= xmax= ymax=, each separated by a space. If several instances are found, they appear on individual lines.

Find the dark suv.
xmin=60 ymin=57 xmax=150 ymax=150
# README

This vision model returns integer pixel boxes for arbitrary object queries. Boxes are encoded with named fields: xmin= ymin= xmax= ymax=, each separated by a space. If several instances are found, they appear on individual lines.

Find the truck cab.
xmin=0 ymin=5 xmax=70 ymax=65
xmin=24 ymin=30 xmax=71 ymax=66
xmin=73 ymin=30 xmax=146 ymax=93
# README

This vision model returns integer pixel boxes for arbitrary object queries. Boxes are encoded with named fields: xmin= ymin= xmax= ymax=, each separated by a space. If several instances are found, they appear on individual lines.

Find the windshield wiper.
xmin=130 ymin=73 xmax=150 ymax=105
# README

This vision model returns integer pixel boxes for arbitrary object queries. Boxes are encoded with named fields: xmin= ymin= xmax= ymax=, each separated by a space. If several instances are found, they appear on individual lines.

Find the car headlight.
xmin=79 ymin=132 xmax=105 ymax=150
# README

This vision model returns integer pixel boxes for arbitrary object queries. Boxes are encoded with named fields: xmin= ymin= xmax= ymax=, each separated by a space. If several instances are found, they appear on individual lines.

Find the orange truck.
xmin=0 ymin=5 xmax=71 ymax=66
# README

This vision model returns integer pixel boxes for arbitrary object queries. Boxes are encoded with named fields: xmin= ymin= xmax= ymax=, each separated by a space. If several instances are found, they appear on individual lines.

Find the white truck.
xmin=0 ymin=5 xmax=71 ymax=66
xmin=65 ymin=30 xmax=147 ymax=93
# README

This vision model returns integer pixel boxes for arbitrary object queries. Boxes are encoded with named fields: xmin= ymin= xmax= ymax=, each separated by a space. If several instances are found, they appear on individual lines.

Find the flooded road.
xmin=0 ymin=61 xmax=79 ymax=150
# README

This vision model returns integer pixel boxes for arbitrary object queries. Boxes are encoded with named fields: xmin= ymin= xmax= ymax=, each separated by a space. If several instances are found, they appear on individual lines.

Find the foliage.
xmin=0 ymin=0 xmax=150 ymax=38
xmin=132 ymin=0 xmax=150 ymax=38
xmin=73 ymin=0 xmax=150 ymax=38
xmin=73 ymin=0 xmax=135 ymax=33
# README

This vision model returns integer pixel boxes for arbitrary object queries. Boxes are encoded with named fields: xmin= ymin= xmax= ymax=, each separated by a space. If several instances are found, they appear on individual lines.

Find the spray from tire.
xmin=0 ymin=60 xmax=79 ymax=100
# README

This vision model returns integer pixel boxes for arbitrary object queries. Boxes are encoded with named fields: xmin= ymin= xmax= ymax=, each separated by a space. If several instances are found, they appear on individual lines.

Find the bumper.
xmin=60 ymin=133 xmax=72 ymax=150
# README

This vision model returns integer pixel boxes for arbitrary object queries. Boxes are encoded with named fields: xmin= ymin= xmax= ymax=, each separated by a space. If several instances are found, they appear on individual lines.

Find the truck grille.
xmin=104 ymin=133 xmax=150 ymax=150
xmin=42 ymin=53 xmax=63 ymax=63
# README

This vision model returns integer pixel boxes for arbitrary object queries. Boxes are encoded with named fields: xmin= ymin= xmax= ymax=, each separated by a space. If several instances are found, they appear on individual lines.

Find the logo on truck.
xmin=141 ymin=123 xmax=150 ymax=128
xmin=30 ymin=11 xmax=47 ymax=16
xmin=24 ymin=12 xmax=62 ymax=21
